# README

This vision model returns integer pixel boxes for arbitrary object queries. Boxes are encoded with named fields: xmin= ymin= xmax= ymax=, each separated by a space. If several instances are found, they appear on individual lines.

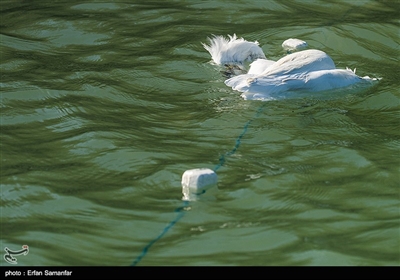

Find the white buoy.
xmin=181 ymin=168 xmax=217 ymax=201
xmin=282 ymin=38 xmax=308 ymax=52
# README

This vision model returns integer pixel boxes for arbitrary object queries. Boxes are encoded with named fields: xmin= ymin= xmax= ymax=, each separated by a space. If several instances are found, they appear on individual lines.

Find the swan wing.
xmin=225 ymin=73 xmax=307 ymax=94
xmin=261 ymin=49 xmax=335 ymax=77
xmin=248 ymin=59 xmax=276 ymax=75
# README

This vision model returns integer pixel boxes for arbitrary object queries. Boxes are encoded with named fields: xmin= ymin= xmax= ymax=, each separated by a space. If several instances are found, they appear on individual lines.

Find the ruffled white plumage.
xmin=202 ymin=34 xmax=266 ymax=65
xmin=202 ymin=35 xmax=379 ymax=100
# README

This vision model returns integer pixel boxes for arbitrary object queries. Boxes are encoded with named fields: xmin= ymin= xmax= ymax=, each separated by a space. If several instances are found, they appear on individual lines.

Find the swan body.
xmin=226 ymin=68 xmax=364 ymax=100
xmin=255 ymin=49 xmax=335 ymax=76
xmin=203 ymin=34 xmax=379 ymax=100
xmin=248 ymin=58 xmax=276 ymax=74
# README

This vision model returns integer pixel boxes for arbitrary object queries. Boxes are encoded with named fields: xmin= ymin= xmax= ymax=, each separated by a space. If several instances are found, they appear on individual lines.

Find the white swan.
xmin=203 ymin=35 xmax=379 ymax=100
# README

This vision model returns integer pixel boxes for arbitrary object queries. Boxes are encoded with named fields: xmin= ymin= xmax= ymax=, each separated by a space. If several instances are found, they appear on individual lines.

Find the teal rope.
xmin=213 ymin=119 xmax=251 ymax=172
xmin=131 ymin=103 xmax=266 ymax=266
xmin=214 ymin=103 xmax=266 ymax=172
xmin=131 ymin=202 xmax=189 ymax=266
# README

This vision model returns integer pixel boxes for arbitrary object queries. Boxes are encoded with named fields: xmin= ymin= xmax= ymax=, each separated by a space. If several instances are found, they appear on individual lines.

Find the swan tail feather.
xmin=202 ymin=34 xmax=266 ymax=65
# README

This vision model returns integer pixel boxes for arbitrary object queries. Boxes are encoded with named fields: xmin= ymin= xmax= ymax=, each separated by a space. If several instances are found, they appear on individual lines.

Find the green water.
xmin=1 ymin=0 xmax=399 ymax=266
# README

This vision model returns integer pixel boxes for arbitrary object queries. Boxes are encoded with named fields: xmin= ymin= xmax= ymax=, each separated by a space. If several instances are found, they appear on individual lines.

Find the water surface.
xmin=1 ymin=0 xmax=399 ymax=266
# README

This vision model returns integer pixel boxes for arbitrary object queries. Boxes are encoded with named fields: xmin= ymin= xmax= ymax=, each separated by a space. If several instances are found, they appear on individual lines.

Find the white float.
xmin=281 ymin=38 xmax=308 ymax=52
xmin=181 ymin=168 xmax=218 ymax=201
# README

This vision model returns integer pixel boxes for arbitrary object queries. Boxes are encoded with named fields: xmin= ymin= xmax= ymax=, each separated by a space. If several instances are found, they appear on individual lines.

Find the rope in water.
xmin=213 ymin=104 xmax=266 ymax=172
xmin=131 ymin=102 xmax=266 ymax=266
xmin=131 ymin=202 xmax=189 ymax=266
